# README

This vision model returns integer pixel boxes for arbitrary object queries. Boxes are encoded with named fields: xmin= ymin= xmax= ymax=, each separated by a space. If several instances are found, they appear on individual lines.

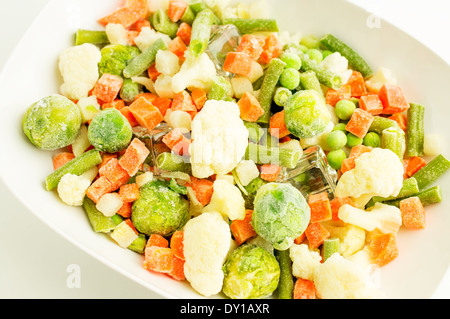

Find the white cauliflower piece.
xmin=154 ymin=74 xmax=175 ymax=98
xmin=365 ymin=67 xmax=397 ymax=93
xmin=96 ymin=193 xmax=124 ymax=217
xmin=147 ymin=0 xmax=169 ymax=13
xmin=230 ymin=76 xmax=253 ymax=99
xmin=323 ymin=222 xmax=366 ymax=257
xmin=424 ymin=133 xmax=445 ymax=157
xmin=171 ymin=51 xmax=217 ymax=93
xmin=111 ymin=220 xmax=138 ymax=248
xmin=190 ymin=100 xmax=249 ymax=178
xmin=203 ymin=179 xmax=246 ymax=220
xmin=183 ymin=212 xmax=232 ymax=297
xmin=234 ymin=160 xmax=259 ymax=186
xmin=131 ymin=76 xmax=156 ymax=94
xmin=289 ymin=244 xmax=322 ymax=281
xmin=247 ymin=60 xmax=264 ymax=83
xmin=338 ymin=202 xmax=402 ymax=234
xmin=155 ymin=50 xmax=181 ymax=76
xmin=58 ymin=43 xmax=101 ymax=100
xmin=71 ymin=125 xmax=91 ymax=157
xmin=335 ymin=148 xmax=404 ymax=201
xmin=105 ymin=23 xmax=129 ymax=45
xmin=168 ymin=110 xmax=192 ymax=132
xmin=57 ymin=173 xmax=91 ymax=206
xmin=77 ymin=95 xmax=100 ymax=123
xmin=319 ymin=52 xmax=353 ymax=86
xmin=314 ymin=253 xmax=385 ymax=299
xmin=134 ymin=27 xmax=171 ymax=52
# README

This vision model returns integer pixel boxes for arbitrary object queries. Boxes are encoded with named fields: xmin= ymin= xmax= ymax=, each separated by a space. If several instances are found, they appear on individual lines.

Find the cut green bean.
xmin=190 ymin=9 xmax=218 ymax=57
xmin=150 ymin=9 xmax=179 ymax=38
xmin=189 ymin=0 xmax=208 ymax=14
xmin=123 ymin=38 xmax=167 ymax=78
xmin=322 ymin=238 xmax=339 ymax=262
xmin=128 ymin=233 xmax=147 ymax=254
xmin=299 ymin=52 xmax=342 ymax=90
xmin=370 ymin=177 xmax=420 ymax=205
xmin=46 ymin=149 xmax=102 ymax=191
xmin=381 ymin=127 xmax=405 ymax=159
xmin=222 ymin=18 xmax=279 ymax=34
xmin=82 ymin=197 xmax=118 ymax=233
xmin=320 ymin=34 xmax=373 ymax=78
xmin=406 ymin=103 xmax=425 ymax=157
xmin=257 ymin=58 xmax=286 ymax=124
xmin=412 ymin=154 xmax=450 ymax=190
xmin=208 ymin=76 xmax=231 ymax=100
xmin=156 ymin=152 xmax=191 ymax=173
xmin=180 ymin=5 xmax=195 ymax=25
xmin=75 ymin=29 xmax=109 ymax=45
xmin=274 ymin=249 xmax=294 ymax=299
xmin=383 ymin=186 xmax=443 ymax=208
xmin=369 ymin=116 xmax=400 ymax=135
xmin=299 ymin=70 xmax=324 ymax=97
xmin=245 ymin=143 xmax=301 ymax=169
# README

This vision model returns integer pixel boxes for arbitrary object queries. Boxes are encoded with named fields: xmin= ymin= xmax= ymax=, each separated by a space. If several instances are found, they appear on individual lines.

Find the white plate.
xmin=0 ymin=0 xmax=449 ymax=299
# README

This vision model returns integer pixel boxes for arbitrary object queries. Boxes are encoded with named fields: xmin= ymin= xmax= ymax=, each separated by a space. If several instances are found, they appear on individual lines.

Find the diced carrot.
xmin=119 ymin=106 xmax=139 ymax=127
xmin=269 ymin=110 xmax=290 ymax=139
xmin=402 ymin=158 xmax=409 ymax=179
xmin=308 ymin=191 xmax=332 ymax=223
xmin=146 ymin=234 xmax=169 ymax=248
xmin=329 ymin=197 xmax=353 ymax=221
xmin=230 ymin=210 xmax=257 ymax=246
xmin=367 ymin=233 xmax=399 ymax=267
xmin=119 ymin=183 xmax=140 ymax=202
xmin=405 ymin=156 xmax=427 ymax=178
xmin=98 ymin=7 xmax=141 ymax=29
xmin=99 ymin=153 xmax=118 ymax=170
xmin=116 ymin=201 xmax=133 ymax=218
xmin=176 ymin=22 xmax=192 ymax=45
xmin=259 ymin=34 xmax=282 ymax=65
xmin=400 ymin=196 xmax=426 ymax=229
xmin=143 ymin=246 xmax=174 ymax=273
xmin=237 ymin=34 xmax=265 ymax=60
xmin=388 ymin=113 xmax=407 ymax=131
xmin=135 ymin=92 xmax=158 ymax=103
xmin=260 ymin=164 xmax=281 ymax=182
xmin=237 ymin=92 xmax=265 ymax=122
xmin=190 ymin=88 xmax=207 ymax=110
xmin=92 ymin=73 xmax=124 ymax=103
xmin=186 ymin=177 xmax=214 ymax=206
xmin=52 ymin=152 xmax=75 ymax=170
xmin=119 ymin=138 xmax=150 ymax=177
xmin=147 ymin=63 xmax=161 ymax=81
xmin=223 ymin=52 xmax=253 ymax=77
xmin=129 ymin=96 xmax=164 ymax=130
xmin=152 ymin=97 xmax=172 ymax=117
xmin=294 ymin=232 xmax=306 ymax=245
xmin=86 ymin=176 xmax=113 ymax=203
xmin=167 ymin=0 xmax=187 ymax=22
xmin=345 ymin=108 xmax=374 ymax=139
xmin=379 ymin=84 xmax=410 ymax=114
xmin=99 ymin=157 xmax=131 ymax=190
xmin=325 ymin=84 xmax=352 ymax=107
xmin=125 ymin=0 xmax=149 ymax=20
xmin=172 ymin=137 xmax=191 ymax=156
xmin=359 ymin=94 xmax=383 ymax=115
xmin=346 ymin=71 xmax=367 ymax=98
xmin=169 ymin=255 xmax=185 ymax=281
xmin=170 ymin=230 xmax=185 ymax=260
xmin=124 ymin=218 xmax=139 ymax=235
xmin=168 ymin=36 xmax=188 ymax=60
xmin=340 ymin=145 xmax=372 ymax=174
xmin=279 ymin=136 xmax=292 ymax=143
xmin=127 ymin=30 xmax=139 ymax=45
xmin=102 ymin=99 xmax=126 ymax=110
xmin=162 ymin=128 xmax=187 ymax=151
xmin=171 ymin=90 xmax=196 ymax=112
xmin=304 ymin=222 xmax=330 ymax=249
xmin=293 ymin=278 xmax=316 ymax=299
xmin=131 ymin=19 xmax=151 ymax=32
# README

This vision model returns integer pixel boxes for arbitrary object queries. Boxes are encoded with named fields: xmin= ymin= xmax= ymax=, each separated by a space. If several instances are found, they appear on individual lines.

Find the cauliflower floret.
xmin=155 ymin=50 xmax=181 ymax=76
xmin=134 ymin=27 xmax=172 ymax=52
xmin=319 ymin=52 xmax=353 ymax=86
xmin=365 ymin=67 xmax=397 ymax=93
xmin=154 ymin=74 xmax=175 ymax=98
xmin=203 ymin=179 xmax=246 ymax=220
xmin=183 ymin=212 xmax=232 ymax=297
xmin=322 ymin=222 xmax=366 ymax=257
xmin=58 ymin=43 xmax=101 ymax=100
xmin=57 ymin=173 xmax=91 ymax=206
xmin=171 ymin=51 xmax=217 ymax=93
xmin=335 ymin=148 xmax=404 ymax=202
xmin=289 ymin=243 xmax=322 ymax=281
xmin=234 ymin=160 xmax=259 ymax=186
xmin=190 ymin=100 xmax=249 ymax=178
xmin=338 ymin=202 xmax=402 ymax=234
xmin=314 ymin=253 xmax=385 ymax=299
xmin=105 ymin=23 xmax=129 ymax=46
xmin=77 ymin=95 xmax=100 ymax=123
xmin=424 ymin=133 xmax=446 ymax=156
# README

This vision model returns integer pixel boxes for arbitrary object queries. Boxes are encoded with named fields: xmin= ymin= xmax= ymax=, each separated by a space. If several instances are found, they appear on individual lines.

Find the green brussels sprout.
xmin=222 ymin=244 xmax=280 ymax=299
xmin=98 ymin=44 xmax=141 ymax=77
xmin=132 ymin=180 xmax=190 ymax=236
xmin=284 ymin=89 xmax=330 ymax=139
xmin=22 ymin=94 xmax=82 ymax=150
xmin=252 ymin=183 xmax=310 ymax=250
xmin=87 ymin=108 xmax=132 ymax=153
xmin=120 ymin=78 xmax=143 ymax=104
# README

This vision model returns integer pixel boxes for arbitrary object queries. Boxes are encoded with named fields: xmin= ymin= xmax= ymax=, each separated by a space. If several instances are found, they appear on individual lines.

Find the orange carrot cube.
xmin=388 ymin=113 xmax=407 ymax=131
xmin=52 ymin=152 xmax=75 ymax=170
xmin=269 ymin=110 xmax=290 ymax=139
xmin=346 ymin=71 xmax=367 ymax=98
xmin=325 ymin=84 xmax=352 ymax=107
xmin=305 ymin=222 xmax=330 ymax=249
xmin=259 ymin=34 xmax=281 ymax=65
xmin=294 ymin=232 xmax=306 ymax=245
xmin=146 ymin=234 xmax=169 ymax=248
xmin=119 ymin=183 xmax=140 ymax=202
xmin=168 ymin=36 xmax=188 ymax=60
xmin=129 ymin=96 xmax=164 ymax=130
xmin=170 ymin=230 xmax=185 ymax=260
xmin=191 ymin=88 xmax=207 ymax=110
xmin=329 ymin=197 xmax=353 ymax=221
xmin=260 ymin=164 xmax=281 ymax=182
xmin=131 ymin=18 xmax=151 ymax=32
xmin=143 ymin=246 xmax=174 ymax=273
xmin=99 ymin=153 xmax=118 ymax=170
xmin=119 ymin=106 xmax=139 ymax=127
xmin=168 ymin=0 xmax=188 ymax=22
xmin=223 ymin=52 xmax=253 ymax=77
xmin=400 ymin=196 xmax=425 ymax=229
xmin=86 ymin=176 xmax=113 ymax=203
xmin=102 ymin=99 xmax=125 ymax=110
xmin=92 ymin=73 xmax=124 ymax=103
xmin=345 ymin=108 xmax=374 ymax=139
xmin=147 ymin=63 xmax=161 ymax=81
xmin=152 ymin=97 xmax=172 ymax=117
xmin=367 ymin=233 xmax=399 ymax=267
xmin=359 ymin=94 xmax=383 ymax=115
xmin=340 ymin=144 xmax=372 ymax=174
xmin=125 ymin=0 xmax=149 ymax=20
xmin=98 ymin=7 xmax=141 ymax=29
xmin=119 ymin=138 xmax=150 ymax=176
xmin=171 ymin=90 xmax=196 ymax=112
xmin=308 ymin=191 xmax=332 ymax=223
xmin=162 ymin=128 xmax=190 ymax=156
xmin=187 ymin=177 xmax=214 ymax=206
xmin=116 ymin=201 xmax=133 ymax=218
xmin=169 ymin=255 xmax=185 ymax=281
xmin=176 ymin=22 xmax=192 ymax=45
xmin=405 ymin=156 xmax=426 ymax=178
xmin=99 ymin=157 xmax=130 ymax=190
xmin=237 ymin=92 xmax=265 ymax=122
xmin=237 ymin=34 xmax=265 ymax=60
xmin=135 ymin=92 xmax=158 ymax=103
xmin=293 ymin=278 xmax=316 ymax=299
xmin=230 ymin=210 xmax=257 ymax=246
xmin=379 ymin=84 xmax=410 ymax=114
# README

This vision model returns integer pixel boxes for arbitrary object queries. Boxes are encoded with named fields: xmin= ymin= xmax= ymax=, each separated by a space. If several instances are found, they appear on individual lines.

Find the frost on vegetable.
xmin=22 ymin=94 xmax=82 ymax=150
xmin=203 ymin=179 xmax=246 ymax=220
xmin=222 ymin=244 xmax=280 ymax=299
xmin=289 ymin=243 xmax=322 ymax=281
xmin=57 ymin=173 xmax=91 ymax=206
xmin=252 ymin=183 xmax=310 ymax=250
xmin=98 ymin=44 xmax=141 ymax=77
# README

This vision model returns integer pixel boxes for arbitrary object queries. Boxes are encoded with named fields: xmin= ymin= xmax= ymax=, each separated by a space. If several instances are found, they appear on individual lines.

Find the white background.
xmin=0 ymin=0 xmax=449 ymax=298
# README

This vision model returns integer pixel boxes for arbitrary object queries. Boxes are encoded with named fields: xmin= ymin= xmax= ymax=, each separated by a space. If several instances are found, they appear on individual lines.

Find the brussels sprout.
xmin=132 ymin=180 xmax=190 ymax=236
xmin=284 ymin=89 xmax=330 ymax=139
xmin=22 ymin=94 xmax=82 ymax=150
xmin=252 ymin=183 xmax=310 ymax=250
xmin=98 ymin=44 xmax=141 ymax=77
xmin=120 ymin=78 xmax=143 ymax=104
xmin=222 ymin=244 xmax=280 ymax=299
xmin=87 ymin=108 xmax=132 ymax=153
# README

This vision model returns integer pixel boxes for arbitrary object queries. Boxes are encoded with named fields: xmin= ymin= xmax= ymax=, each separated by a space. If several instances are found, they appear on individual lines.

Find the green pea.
xmin=326 ymin=130 xmax=347 ymax=150
xmin=363 ymin=132 xmax=381 ymax=148
xmin=306 ymin=49 xmax=323 ymax=64
xmin=332 ymin=123 xmax=347 ymax=133
xmin=335 ymin=99 xmax=356 ymax=120
xmin=327 ymin=149 xmax=347 ymax=170
xmin=346 ymin=132 xmax=363 ymax=147
xmin=279 ymin=68 xmax=300 ymax=90
xmin=280 ymin=52 xmax=302 ymax=70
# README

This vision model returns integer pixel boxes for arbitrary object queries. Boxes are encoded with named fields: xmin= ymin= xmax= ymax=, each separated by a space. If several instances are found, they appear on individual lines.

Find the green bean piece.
xmin=189 ymin=0 xmax=208 ymax=14
xmin=244 ymin=143 xmax=301 ymax=169
xmin=208 ymin=76 xmax=231 ymax=100
xmin=82 ymin=197 xmax=118 ymax=233
xmin=150 ymin=9 xmax=179 ymax=38
xmin=299 ymin=70 xmax=323 ymax=97
xmin=190 ymin=9 xmax=218 ymax=57
xmin=243 ymin=121 xmax=264 ymax=143
xmin=75 ymin=29 xmax=109 ymax=45
xmin=383 ymin=186 xmax=442 ymax=208
xmin=128 ymin=233 xmax=147 ymax=254
xmin=123 ymin=38 xmax=167 ymax=78
xmin=156 ymin=152 xmax=191 ymax=173
xmin=120 ymin=78 xmax=143 ymax=104
xmin=406 ymin=103 xmax=425 ymax=157
xmin=257 ymin=58 xmax=286 ymax=124
xmin=45 ymin=149 xmax=102 ymax=191
xmin=299 ymin=52 xmax=342 ymax=90
xmin=275 ymin=249 xmax=294 ymax=299
xmin=111 ymin=214 xmax=124 ymax=225
xmin=369 ymin=116 xmax=400 ymax=135
xmin=180 ymin=5 xmax=195 ymax=25
xmin=370 ymin=177 xmax=420 ymax=205
xmin=320 ymin=34 xmax=373 ymax=78
xmin=322 ymin=238 xmax=340 ymax=262
xmin=222 ymin=18 xmax=279 ymax=34
xmin=381 ymin=127 xmax=405 ymax=159
xmin=412 ymin=154 xmax=450 ymax=190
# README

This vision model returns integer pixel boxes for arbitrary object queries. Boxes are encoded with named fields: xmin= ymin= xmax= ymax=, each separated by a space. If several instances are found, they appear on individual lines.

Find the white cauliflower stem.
xmin=57 ymin=173 xmax=91 ymax=206
xmin=203 ymin=179 xmax=246 ymax=220
xmin=289 ymin=244 xmax=322 ymax=281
